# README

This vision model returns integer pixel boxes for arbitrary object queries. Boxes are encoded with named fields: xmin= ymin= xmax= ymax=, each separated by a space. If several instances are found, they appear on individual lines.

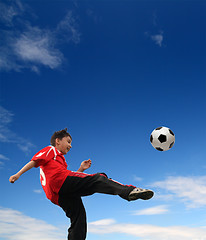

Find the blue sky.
xmin=0 ymin=0 xmax=206 ymax=239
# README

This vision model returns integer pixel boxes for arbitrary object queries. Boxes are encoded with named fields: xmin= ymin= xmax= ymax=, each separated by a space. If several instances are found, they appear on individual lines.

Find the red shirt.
xmin=31 ymin=146 xmax=70 ymax=205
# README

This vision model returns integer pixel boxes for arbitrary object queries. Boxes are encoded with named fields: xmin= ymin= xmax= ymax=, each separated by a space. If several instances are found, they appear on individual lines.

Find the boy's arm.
xmin=9 ymin=160 xmax=37 ymax=183
xmin=77 ymin=159 xmax=92 ymax=172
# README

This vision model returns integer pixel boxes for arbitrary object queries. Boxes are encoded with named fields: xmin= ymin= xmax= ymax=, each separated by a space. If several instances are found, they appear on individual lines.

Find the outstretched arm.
xmin=77 ymin=159 xmax=92 ymax=173
xmin=9 ymin=160 xmax=37 ymax=183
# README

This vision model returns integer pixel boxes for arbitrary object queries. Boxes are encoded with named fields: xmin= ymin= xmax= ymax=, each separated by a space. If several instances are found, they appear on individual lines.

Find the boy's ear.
xmin=55 ymin=138 xmax=60 ymax=146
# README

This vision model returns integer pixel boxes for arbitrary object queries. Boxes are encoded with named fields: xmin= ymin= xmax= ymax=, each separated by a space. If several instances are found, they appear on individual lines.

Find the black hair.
xmin=50 ymin=128 xmax=72 ymax=146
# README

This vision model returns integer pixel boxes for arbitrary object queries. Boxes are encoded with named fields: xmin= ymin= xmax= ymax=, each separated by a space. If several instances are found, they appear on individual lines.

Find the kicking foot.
xmin=128 ymin=188 xmax=154 ymax=201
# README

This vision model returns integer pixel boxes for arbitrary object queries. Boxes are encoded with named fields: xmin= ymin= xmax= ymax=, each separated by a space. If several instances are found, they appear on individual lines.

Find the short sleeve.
xmin=31 ymin=146 xmax=55 ymax=168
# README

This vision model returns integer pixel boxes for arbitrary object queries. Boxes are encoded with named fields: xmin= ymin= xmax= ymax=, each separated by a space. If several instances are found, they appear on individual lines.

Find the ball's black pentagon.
xmin=169 ymin=129 xmax=175 ymax=136
xmin=156 ymin=147 xmax=163 ymax=151
xmin=158 ymin=134 xmax=167 ymax=143
xmin=169 ymin=141 xmax=174 ymax=149
xmin=155 ymin=127 xmax=162 ymax=131
xmin=150 ymin=135 xmax=153 ymax=143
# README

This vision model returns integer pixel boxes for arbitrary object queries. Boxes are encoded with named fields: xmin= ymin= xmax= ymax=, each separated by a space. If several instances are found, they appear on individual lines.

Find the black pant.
xmin=58 ymin=172 xmax=135 ymax=240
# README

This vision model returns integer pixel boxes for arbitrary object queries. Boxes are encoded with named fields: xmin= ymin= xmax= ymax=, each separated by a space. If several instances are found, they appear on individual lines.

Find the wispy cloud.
xmin=0 ymin=106 xmax=34 ymax=154
xmin=133 ymin=175 xmax=143 ymax=182
xmin=89 ymin=218 xmax=116 ymax=226
xmin=33 ymin=189 xmax=43 ymax=194
xmin=56 ymin=11 xmax=80 ymax=44
xmin=0 ymin=0 xmax=24 ymax=26
xmin=0 ymin=154 xmax=9 ymax=167
xmin=0 ymin=106 xmax=14 ymax=125
xmin=0 ymin=206 xmax=64 ymax=240
xmin=151 ymin=32 xmax=164 ymax=47
xmin=13 ymin=26 xmax=63 ymax=70
xmin=152 ymin=176 xmax=206 ymax=208
xmin=0 ymin=106 xmax=15 ymax=143
xmin=145 ymin=11 xmax=164 ymax=47
xmin=88 ymin=218 xmax=206 ymax=239
xmin=132 ymin=205 xmax=169 ymax=215
xmin=2 ymin=206 xmax=206 ymax=240
xmin=0 ymin=154 xmax=9 ymax=161
xmin=145 ymin=31 xmax=164 ymax=47
xmin=0 ymin=0 xmax=80 ymax=73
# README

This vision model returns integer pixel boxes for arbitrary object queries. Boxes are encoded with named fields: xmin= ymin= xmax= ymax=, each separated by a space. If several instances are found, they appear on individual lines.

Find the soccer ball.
xmin=150 ymin=126 xmax=175 ymax=151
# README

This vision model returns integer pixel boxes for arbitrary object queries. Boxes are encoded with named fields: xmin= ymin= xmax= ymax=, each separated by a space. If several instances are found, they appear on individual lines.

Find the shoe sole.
xmin=128 ymin=190 xmax=154 ymax=201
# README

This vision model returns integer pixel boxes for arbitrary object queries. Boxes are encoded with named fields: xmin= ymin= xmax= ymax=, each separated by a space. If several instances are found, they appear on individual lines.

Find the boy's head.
xmin=50 ymin=128 xmax=72 ymax=154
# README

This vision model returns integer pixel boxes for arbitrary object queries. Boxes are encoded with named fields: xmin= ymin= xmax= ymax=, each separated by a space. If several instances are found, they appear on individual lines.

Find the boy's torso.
xmin=31 ymin=146 xmax=71 ymax=205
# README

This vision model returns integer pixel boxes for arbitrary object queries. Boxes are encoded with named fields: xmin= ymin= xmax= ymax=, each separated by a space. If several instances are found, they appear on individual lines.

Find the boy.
xmin=9 ymin=128 xmax=154 ymax=240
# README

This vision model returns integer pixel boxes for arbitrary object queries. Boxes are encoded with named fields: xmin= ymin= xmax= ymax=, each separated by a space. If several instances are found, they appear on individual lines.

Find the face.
xmin=55 ymin=136 xmax=72 ymax=155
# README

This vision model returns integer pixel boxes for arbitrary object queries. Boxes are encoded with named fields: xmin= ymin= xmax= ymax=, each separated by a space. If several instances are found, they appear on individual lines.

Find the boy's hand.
xmin=78 ymin=159 xmax=92 ymax=172
xmin=9 ymin=174 xmax=20 ymax=183
xmin=81 ymin=159 xmax=92 ymax=170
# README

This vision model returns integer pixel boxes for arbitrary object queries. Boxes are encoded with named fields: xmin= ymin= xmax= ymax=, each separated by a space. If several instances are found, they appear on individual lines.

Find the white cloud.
xmin=151 ymin=33 xmax=164 ymax=47
xmin=89 ymin=218 xmax=116 ymax=226
xmin=0 ymin=106 xmax=16 ymax=143
xmin=14 ymin=26 xmax=63 ymax=69
xmin=0 ymin=0 xmax=80 ymax=72
xmin=2 ymin=206 xmax=206 ymax=240
xmin=88 ymin=218 xmax=206 ymax=240
xmin=145 ymin=13 xmax=164 ymax=48
xmin=154 ymin=193 xmax=174 ymax=201
xmin=33 ymin=189 xmax=43 ymax=194
xmin=132 ymin=205 xmax=169 ymax=215
xmin=0 ymin=0 xmax=24 ymax=26
xmin=0 ymin=154 xmax=7 ymax=160
xmin=152 ymin=176 xmax=206 ymax=208
xmin=0 ymin=106 xmax=34 ymax=154
xmin=0 ymin=206 xmax=64 ymax=240
xmin=56 ymin=11 xmax=81 ymax=44
xmin=133 ymin=175 xmax=143 ymax=182
xmin=17 ymin=142 xmax=35 ymax=154
xmin=0 ymin=106 xmax=14 ymax=125
xmin=0 ymin=154 xmax=9 ymax=166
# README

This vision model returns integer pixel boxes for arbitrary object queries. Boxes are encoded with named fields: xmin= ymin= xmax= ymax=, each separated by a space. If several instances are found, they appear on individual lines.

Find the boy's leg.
xmin=88 ymin=174 xmax=154 ymax=201
xmin=83 ymin=173 xmax=135 ymax=200
xmin=59 ymin=172 xmax=135 ymax=201
xmin=58 ymin=196 xmax=87 ymax=240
